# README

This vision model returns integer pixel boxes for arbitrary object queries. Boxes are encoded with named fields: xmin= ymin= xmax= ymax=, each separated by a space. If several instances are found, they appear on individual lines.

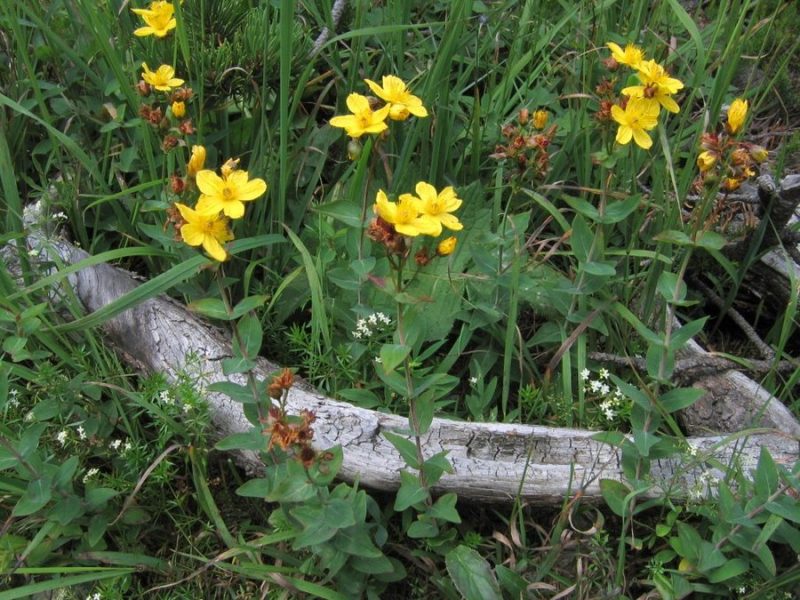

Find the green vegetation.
xmin=2 ymin=0 xmax=800 ymax=598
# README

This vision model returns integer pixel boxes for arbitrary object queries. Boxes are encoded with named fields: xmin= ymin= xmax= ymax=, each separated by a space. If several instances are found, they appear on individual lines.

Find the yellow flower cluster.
xmin=172 ymin=149 xmax=268 ymax=261
xmin=368 ymin=182 xmax=462 ymax=259
xmin=330 ymin=75 xmax=427 ymax=138
xmin=606 ymin=42 xmax=684 ymax=150
xmin=132 ymin=0 xmax=179 ymax=38
xmin=694 ymin=99 xmax=767 ymax=193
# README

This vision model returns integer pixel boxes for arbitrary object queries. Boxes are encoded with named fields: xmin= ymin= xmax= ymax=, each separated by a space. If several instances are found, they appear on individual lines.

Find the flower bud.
xmin=171 ymin=101 xmax=186 ymax=118
xmin=532 ymin=109 xmax=549 ymax=130
xmin=347 ymin=138 xmax=362 ymax=161
xmin=749 ymin=145 xmax=768 ymax=163
xmin=437 ymin=236 xmax=457 ymax=256
xmin=696 ymin=151 xmax=716 ymax=173
xmin=187 ymin=145 xmax=206 ymax=177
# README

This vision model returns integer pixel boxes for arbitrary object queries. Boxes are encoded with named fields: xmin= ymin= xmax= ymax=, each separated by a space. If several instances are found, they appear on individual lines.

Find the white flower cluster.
xmin=688 ymin=469 xmax=718 ymax=501
xmin=352 ymin=312 xmax=391 ymax=339
xmin=85 ymin=592 xmax=103 ymax=600
xmin=7 ymin=388 xmax=19 ymax=408
xmin=581 ymin=368 xmax=624 ymax=421
xmin=82 ymin=467 xmax=99 ymax=483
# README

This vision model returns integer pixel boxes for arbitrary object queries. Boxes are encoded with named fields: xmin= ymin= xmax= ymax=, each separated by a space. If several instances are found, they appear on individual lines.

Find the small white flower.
xmin=589 ymin=380 xmax=602 ymax=393
xmin=82 ymin=468 xmax=99 ymax=483
xmin=8 ymin=389 xmax=19 ymax=408
xmin=158 ymin=390 xmax=173 ymax=405
xmin=579 ymin=368 xmax=590 ymax=381
xmin=57 ymin=430 xmax=69 ymax=446
xmin=123 ymin=440 xmax=133 ymax=453
xmin=374 ymin=356 xmax=382 ymax=364
xmin=367 ymin=313 xmax=378 ymax=325
xmin=376 ymin=312 xmax=391 ymax=325
xmin=737 ymin=586 xmax=746 ymax=594
xmin=182 ymin=402 xmax=192 ymax=413
xmin=598 ymin=383 xmax=610 ymax=395
xmin=109 ymin=439 xmax=122 ymax=450
xmin=24 ymin=411 xmax=35 ymax=422
xmin=352 ymin=330 xmax=362 ymax=339
xmin=613 ymin=387 xmax=625 ymax=401
xmin=28 ymin=248 xmax=40 ymax=257
xmin=598 ymin=368 xmax=610 ymax=380
xmin=469 ymin=376 xmax=478 ymax=385
xmin=687 ymin=442 xmax=699 ymax=457
xmin=53 ymin=211 xmax=68 ymax=221
xmin=76 ymin=425 xmax=87 ymax=440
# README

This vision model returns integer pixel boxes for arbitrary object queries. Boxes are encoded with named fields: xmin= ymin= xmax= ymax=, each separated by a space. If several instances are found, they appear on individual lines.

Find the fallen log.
xmin=9 ymin=203 xmax=798 ymax=503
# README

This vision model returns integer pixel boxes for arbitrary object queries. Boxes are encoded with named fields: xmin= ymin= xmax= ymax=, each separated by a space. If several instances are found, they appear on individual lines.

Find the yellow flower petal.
xmin=632 ymin=128 xmax=652 ymax=149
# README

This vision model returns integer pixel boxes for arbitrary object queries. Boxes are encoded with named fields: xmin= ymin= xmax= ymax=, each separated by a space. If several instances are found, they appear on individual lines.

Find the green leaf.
xmin=332 ymin=525 xmax=383 ymax=558
xmin=186 ymin=298 xmax=231 ymax=320
xmin=350 ymin=554 xmax=395 ymax=575
xmin=765 ymin=498 xmax=800 ymax=524
xmin=753 ymin=514 xmax=783 ymax=551
xmin=659 ymin=388 xmax=704 ymax=413
xmin=754 ymin=447 xmax=779 ymax=497
xmin=430 ymin=493 xmax=461 ymax=523
xmin=422 ymin=452 xmax=453 ymax=486
xmin=601 ymin=196 xmax=641 ymax=223
xmin=445 ymin=545 xmax=502 ymax=600
xmin=599 ymin=479 xmax=631 ymax=517
xmin=582 ymin=261 xmax=616 ymax=276
xmin=670 ymin=318 xmax=708 ymax=349
xmin=379 ymin=343 xmax=411 ymax=373
xmin=407 ymin=518 xmax=439 ymax=539
xmin=694 ymin=231 xmax=726 ymax=251
xmin=495 ymin=565 xmax=527 ymax=597
xmin=313 ymin=198 xmax=363 ymax=228
xmin=570 ymin=214 xmax=593 ymax=263
xmin=657 ymin=271 xmax=687 ymax=303
xmin=206 ymin=381 xmax=256 ymax=404
xmin=234 ymin=314 xmax=263 ymax=360
xmin=236 ymin=478 xmax=271 ymax=498
xmin=383 ymin=431 xmax=420 ymax=469
xmin=394 ymin=471 xmax=429 ymax=511
xmin=86 ymin=488 xmax=118 ymax=510
xmin=653 ymin=230 xmax=692 ymax=246
xmin=230 ymin=295 xmax=268 ymax=319
xmin=13 ymin=477 xmax=52 ymax=516
xmin=216 ymin=429 xmax=266 ymax=451
xmin=707 ymin=558 xmax=749 ymax=583
xmin=222 ymin=356 xmax=256 ymax=375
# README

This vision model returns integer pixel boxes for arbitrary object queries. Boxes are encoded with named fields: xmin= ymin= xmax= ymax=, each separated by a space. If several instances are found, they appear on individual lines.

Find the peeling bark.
xmin=9 ymin=205 xmax=799 ymax=503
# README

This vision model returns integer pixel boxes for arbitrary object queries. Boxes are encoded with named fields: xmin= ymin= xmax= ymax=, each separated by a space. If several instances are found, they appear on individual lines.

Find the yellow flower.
xmin=726 ymin=98 xmax=748 ymax=134
xmin=414 ymin=182 xmax=463 ymax=236
xmin=606 ymin=42 xmax=645 ymax=68
xmin=610 ymin=98 xmax=660 ymax=149
xmin=195 ymin=168 xmax=268 ymax=219
xmin=132 ymin=1 xmax=177 ymax=38
xmin=622 ymin=60 xmax=684 ymax=114
xmin=187 ymin=145 xmax=206 ymax=177
xmin=364 ymin=75 xmax=428 ymax=121
xmin=696 ymin=150 xmax=716 ymax=172
xmin=373 ymin=190 xmax=438 ymax=237
xmin=175 ymin=203 xmax=234 ymax=262
xmin=532 ymin=109 xmax=549 ymax=130
xmin=437 ymin=236 xmax=457 ymax=256
xmin=141 ymin=63 xmax=184 ymax=92
xmin=330 ymin=93 xmax=390 ymax=138
xmin=171 ymin=101 xmax=186 ymax=118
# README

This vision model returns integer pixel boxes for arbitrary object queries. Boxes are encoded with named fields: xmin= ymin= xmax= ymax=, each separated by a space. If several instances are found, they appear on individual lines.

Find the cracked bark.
xmin=9 ymin=205 xmax=799 ymax=503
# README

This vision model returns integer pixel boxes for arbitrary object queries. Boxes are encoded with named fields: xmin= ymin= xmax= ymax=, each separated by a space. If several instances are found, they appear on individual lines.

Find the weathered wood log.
xmin=10 ymin=204 xmax=799 ymax=503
